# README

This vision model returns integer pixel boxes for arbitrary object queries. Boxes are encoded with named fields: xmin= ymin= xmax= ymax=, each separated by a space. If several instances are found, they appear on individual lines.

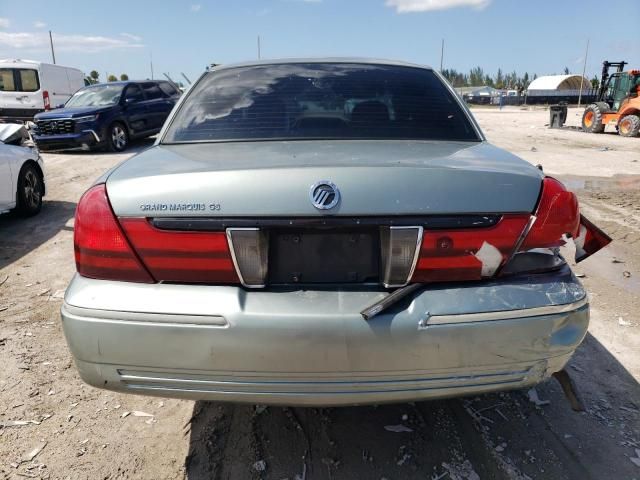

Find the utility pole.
xmin=150 ymin=51 xmax=154 ymax=80
xmin=577 ymin=38 xmax=589 ymax=108
xmin=440 ymin=38 xmax=444 ymax=72
xmin=49 ymin=30 xmax=56 ymax=64
xmin=257 ymin=35 xmax=261 ymax=60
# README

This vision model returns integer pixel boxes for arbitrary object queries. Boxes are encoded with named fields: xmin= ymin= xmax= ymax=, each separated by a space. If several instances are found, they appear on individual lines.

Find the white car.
xmin=0 ymin=123 xmax=45 ymax=216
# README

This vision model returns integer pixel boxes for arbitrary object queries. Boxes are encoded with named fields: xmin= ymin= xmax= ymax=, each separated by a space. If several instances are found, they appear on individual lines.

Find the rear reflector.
xmin=226 ymin=228 xmax=269 ymax=287
xmin=119 ymin=218 xmax=239 ymax=284
xmin=411 ymin=215 xmax=530 ymax=283
xmin=74 ymin=185 xmax=153 ymax=283
xmin=380 ymin=226 xmax=422 ymax=287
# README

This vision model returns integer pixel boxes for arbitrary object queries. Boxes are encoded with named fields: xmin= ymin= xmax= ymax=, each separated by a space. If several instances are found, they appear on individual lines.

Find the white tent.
xmin=527 ymin=75 xmax=591 ymax=91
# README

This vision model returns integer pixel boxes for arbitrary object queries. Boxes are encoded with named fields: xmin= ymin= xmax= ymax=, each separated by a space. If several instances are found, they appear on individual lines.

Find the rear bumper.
xmin=61 ymin=267 xmax=589 ymax=406
xmin=33 ymin=130 xmax=102 ymax=151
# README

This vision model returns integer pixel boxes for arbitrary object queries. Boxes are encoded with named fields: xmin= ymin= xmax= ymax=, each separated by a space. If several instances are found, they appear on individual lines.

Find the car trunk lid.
xmin=106 ymin=140 xmax=544 ymax=217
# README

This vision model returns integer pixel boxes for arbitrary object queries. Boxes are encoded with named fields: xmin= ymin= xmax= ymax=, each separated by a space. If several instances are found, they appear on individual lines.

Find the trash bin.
xmin=549 ymin=104 xmax=568 ymax=128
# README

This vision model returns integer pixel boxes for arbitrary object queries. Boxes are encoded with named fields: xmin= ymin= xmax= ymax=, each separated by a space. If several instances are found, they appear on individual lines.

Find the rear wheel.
xmin=618 ymin=114 xmax=640 ymax=137
xmin=16 ymin=164 xmax=43 ymax=216
xmin=107 ymin=122 xmax=129 ymax=152
xmin=582 ymin=103 xmax=607 ymax=133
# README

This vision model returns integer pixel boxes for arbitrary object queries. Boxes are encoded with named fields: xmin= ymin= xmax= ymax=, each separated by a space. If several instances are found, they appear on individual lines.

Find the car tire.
xmin=107 ymin=122 xmax=129 ymax=152
xmin=15 ymin=163 xmax=43 ymax=217
xmin=618 ymin=114 xmax=640 ymax=137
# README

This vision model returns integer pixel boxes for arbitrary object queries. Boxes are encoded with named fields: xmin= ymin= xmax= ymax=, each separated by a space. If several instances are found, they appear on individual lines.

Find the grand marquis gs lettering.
xmin=139 ymin=203 xmax=221 ymax=212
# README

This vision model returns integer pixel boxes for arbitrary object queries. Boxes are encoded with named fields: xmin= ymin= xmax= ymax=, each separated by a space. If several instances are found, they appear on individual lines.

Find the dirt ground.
xmin=1 ymin=107 xmax=639 ymax=480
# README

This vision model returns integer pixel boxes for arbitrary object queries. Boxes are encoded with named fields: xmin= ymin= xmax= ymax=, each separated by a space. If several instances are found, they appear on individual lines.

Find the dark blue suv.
xmin=32 ymin=80 xmax=181 ymax=152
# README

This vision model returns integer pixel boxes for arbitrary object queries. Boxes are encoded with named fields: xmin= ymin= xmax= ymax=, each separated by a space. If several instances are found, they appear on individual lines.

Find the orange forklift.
xmin=582 ymin=61 xmax=640 ymax=137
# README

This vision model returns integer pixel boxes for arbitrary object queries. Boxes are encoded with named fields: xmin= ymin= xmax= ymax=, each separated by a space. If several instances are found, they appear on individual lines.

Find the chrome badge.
xmin=310 ymin=181 xmax=340 ymax=210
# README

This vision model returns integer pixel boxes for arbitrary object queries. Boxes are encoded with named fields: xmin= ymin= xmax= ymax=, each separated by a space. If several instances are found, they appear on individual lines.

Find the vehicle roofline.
xmin=208 ymin=57 xmax=434 ymax=72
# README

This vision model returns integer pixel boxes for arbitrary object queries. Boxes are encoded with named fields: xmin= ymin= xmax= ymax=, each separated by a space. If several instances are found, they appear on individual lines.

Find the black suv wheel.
xmin=108 ymin=122 xmax=129 ymax=152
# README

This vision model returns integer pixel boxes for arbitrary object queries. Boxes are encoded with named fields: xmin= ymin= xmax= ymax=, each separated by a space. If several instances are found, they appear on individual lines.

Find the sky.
xmin=0 ymin=0 xmax=638 ymax=84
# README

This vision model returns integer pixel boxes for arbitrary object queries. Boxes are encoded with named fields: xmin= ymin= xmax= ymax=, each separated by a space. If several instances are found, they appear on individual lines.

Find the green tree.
xmin=591 ymin=76 xmax=600 ymax=89
xmin=563 ymin=66 xmax=570 ymax=75
xmin=495 ymin=68 xmax=504 ymax=89
xmin=120 ymin=73 xmax=129 ymax=81
xmin=107 ymin=74 xmax=118 ymax=82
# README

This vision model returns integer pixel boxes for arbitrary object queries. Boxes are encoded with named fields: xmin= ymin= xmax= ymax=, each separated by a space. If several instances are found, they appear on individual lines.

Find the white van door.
xmin=0 ymin=67 xmax=43 ymax=116
xmin=42 ymin=64 xmax=78 ymax=108
xmin=67 ymin=69 xmax=85 ymax=97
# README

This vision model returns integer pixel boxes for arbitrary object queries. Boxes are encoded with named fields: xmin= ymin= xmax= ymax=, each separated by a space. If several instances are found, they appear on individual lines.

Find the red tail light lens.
xmin=74 ymin=185 xmax=153 ymax=283
xmin=411 ymin=215 xmax=530 ymax=283
xmin=520 ymin=177 xmax=579 ymax=250
xmin=119 ymin=219 xmax=239 ymax=284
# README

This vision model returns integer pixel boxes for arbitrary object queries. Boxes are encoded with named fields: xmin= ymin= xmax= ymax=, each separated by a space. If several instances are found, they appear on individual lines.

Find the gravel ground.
xmin=1 ymin=108 xmax=639 ymax=480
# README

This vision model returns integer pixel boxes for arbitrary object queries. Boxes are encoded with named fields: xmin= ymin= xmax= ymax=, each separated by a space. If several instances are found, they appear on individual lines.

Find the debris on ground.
xmin=623 ymin=271 xmax=632 ymax=278
xmin=630 ymin=449 xmax=640 ymax=468
xmin=50 ymin=289 xmax=66 ymax=299
xmin=527 ymin=388 xmax=550 ymax=406
xmin=131 ymin=411 xmax=154 ymax=417
xmin=384 ymin=424 xmax=413 ymax=433
xmin=253 ymin=460 xmax=267 ymax=472
xmin=619 ymin=317 xmax=632 ymax=327
xmin=441 ymin=460 xmax=481 ymax=480
xmin=22 ymin=442 xmax=47 ymax=463
xmin=254 ymin=405 xmax=268 ymax=415
xmin=530 ymin=146 xmax=538 ymax=152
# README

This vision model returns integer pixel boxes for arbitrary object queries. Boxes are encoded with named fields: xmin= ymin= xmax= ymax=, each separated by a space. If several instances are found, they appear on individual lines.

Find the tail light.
xmin=42 ymin=90 xmax=50 ymax=110
xmin=409 ymin=176 xmax=610 ymax=283
xmin=505 ymin=176 xmax=610 ymax=273
xmin=119 ymin=219 xmax=239 ymax=284
xmin=519 ymin=177 xmax=580 ymax=250
xmin=75 ymin=184 xmax=239 ymax=284
xmin=574 ymin=214 xmax=611 ymax=263
xmin=410 ymin=215 xmax=530 ymax=283
xmin=74 ymin=185 xmax=153 ymax=283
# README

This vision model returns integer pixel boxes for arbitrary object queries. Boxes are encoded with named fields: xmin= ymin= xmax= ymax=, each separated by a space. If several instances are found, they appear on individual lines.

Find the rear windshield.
xmin=0 ymin=68 xmax=40 ymax=92
xmin=65 ymin=84 xmax=124 ymax=108
xmin=163 ymin=63 xmax=479 ymax=143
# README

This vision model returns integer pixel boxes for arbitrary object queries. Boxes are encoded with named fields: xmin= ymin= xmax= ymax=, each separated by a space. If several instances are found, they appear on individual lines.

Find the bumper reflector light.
xmin=226 ymin=228 xmax=269 ymax=288
xmin=380 ymin=226 xmax=423 ymax=287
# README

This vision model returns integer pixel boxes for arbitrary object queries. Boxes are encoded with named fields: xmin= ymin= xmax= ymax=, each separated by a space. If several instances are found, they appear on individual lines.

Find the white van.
xmin=0 ymin=59 xmax=85 ymax=122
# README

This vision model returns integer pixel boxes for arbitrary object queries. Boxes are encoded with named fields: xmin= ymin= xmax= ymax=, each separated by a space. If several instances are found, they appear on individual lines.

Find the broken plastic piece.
xmin=360 ymin=283 xmax=423 ymax=320
xmin=574 ymin=215 xmax=612 ymax=263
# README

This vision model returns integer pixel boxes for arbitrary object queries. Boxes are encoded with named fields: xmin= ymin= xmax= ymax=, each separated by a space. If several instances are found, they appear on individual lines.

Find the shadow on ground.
xmin=184 ymin=333 xmax=639 ymax=480
xmin=0 ymin=200 xmax=76 ymax=270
